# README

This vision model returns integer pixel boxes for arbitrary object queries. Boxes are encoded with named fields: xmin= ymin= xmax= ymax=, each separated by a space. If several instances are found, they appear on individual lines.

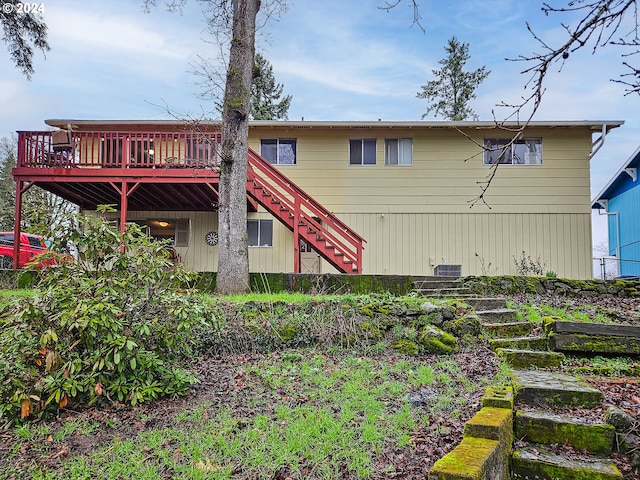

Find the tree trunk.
xmin=216 ymin=0 xmax=260 ymax=295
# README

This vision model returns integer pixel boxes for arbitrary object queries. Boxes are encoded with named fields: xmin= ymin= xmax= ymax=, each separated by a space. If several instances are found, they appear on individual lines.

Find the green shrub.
xmin=0 ymin=207 xmax=217 ymax=424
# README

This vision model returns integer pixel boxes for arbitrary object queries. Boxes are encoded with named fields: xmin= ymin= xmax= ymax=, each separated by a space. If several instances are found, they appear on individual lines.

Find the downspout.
xmin=591 ymin=123 xmax=608 ymax=159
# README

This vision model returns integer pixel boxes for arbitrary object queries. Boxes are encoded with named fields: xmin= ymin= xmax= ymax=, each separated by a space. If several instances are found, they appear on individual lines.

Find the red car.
xmin=0 ymin=232 xmax=51 ymax=269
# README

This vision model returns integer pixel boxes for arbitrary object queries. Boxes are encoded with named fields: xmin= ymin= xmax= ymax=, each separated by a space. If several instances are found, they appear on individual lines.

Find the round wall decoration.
xmin=205 ymin=231 xmax=219 ymax=246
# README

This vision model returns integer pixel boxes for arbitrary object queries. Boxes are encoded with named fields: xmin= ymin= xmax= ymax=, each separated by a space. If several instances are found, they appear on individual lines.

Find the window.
xmin=248 ymin=219 xmax=273 ymax=247
xmin=484 ymin=138 xmax=542 ymax=165
xmin=260 ymin=138 xmax=297 ymax=165
xmin=350 ymin=138 xmax=376 ymax=165
xmin=127 ymin=218 xmax=190 ymax=247
xmin=385 ymin=138 xmax=413 ymax=165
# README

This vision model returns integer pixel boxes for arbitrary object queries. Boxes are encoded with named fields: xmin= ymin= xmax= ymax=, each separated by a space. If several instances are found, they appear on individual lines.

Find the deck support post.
xmin=119 ymin=181 xmax=129 ymax=252
xmin=12 ymin=181 xmax=24 ymax=269
xmin=293 ymin=196 xmax=300 ymax=273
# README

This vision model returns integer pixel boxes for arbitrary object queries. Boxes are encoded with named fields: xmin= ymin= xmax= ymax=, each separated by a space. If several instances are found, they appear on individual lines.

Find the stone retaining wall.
xmin=461 ymin=276 xmax=640 ymax=297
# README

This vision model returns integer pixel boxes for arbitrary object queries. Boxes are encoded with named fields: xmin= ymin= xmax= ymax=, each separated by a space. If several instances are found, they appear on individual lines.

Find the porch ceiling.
xmin=33 ymin=180 xmax=225 ymax=212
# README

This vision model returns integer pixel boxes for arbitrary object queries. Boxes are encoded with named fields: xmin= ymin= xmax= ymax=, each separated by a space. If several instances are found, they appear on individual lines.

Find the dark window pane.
xmin=261 ymin=139 xmax=278 ymax=164
xmin=349 ymin=139 xmax=362 ymax=165
xmin=363 ymin=139 xmax=376 ymax=165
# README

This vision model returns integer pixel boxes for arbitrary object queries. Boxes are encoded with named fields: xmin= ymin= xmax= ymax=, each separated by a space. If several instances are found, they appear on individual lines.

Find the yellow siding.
xmin=334 ymin=212 xmax=592 ymax=279
xmin=248 ymin=125 xmax=593 ymax=215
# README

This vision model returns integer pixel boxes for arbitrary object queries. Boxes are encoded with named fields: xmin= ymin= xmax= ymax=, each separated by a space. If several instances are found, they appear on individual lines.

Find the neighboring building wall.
xmin=608 ymin=188 xmax=640 ymax=276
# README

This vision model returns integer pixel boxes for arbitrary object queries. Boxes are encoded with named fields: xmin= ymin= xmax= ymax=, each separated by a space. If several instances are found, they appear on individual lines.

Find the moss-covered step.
xmin=414 ymin=279 xmax=463 ymax=290
xmin=511 ymin=446 xmax=622 ymax=480
xmin=475 ymin=308 xmax=518 ymax=323
xmin=547 ymin=321 xmax=640 ymax=354
xmin=488 ymin=335 xmax=548 ymax=351
xmin=416 ymin=287 xmax=473 ymax=298
xmin=496 ymin=348 xmax=565 ymax=369
xmin=482 ymin=321 xmax=536 ymax=337
xmin=428 ymin=436 xmax=507 ymax=480
xmin=464 ymin=297 xmax=508 ymax=311
xmin=511 ymin=369 xmax=603 ymax=408
xmin=482 ymin=386 xmax=514 ymax=410
xmin=515 ymin=410 xmax=615 ymax=454
xmin=463 ymin=407 xmax=513 ymax=448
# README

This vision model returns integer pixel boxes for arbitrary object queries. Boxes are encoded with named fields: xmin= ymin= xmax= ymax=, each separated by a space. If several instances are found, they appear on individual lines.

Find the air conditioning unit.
xmin=434 ymin=264 xmax=461 ymax=277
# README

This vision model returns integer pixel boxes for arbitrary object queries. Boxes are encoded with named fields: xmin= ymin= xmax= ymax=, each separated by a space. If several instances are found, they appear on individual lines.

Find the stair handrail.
xmin=247 ymin=149 xmax=366 ymax=247
xmin=247 ymin=149 xmax=365 ymax=270
xmin=247 ymin=171 xmax=360 ymax=266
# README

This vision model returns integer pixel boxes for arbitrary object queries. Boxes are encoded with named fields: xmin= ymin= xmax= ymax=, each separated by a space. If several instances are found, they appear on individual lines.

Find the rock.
xmin=606 ymin=406 xmax=636 ymax=430
xmin=616 ymin=432 xmax=639 ymax=454
xmin=421 ymin=301 xmax=440 ymax=313
xmin=419 ymin=325 xmax=458 ymax=354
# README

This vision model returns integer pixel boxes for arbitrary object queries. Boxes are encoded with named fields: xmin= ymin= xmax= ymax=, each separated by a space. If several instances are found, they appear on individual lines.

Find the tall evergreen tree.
xmin=1 ymin=0 xmax=50 ymax=79
xmin=250 ymin=53 xmax=292 ymax=120
xmin=417 ymin=36 xmax=490 ymax=121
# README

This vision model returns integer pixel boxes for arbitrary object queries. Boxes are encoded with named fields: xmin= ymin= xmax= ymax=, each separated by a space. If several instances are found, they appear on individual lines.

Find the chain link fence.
xmin=594 ymin=257 xmax=640 ymax=280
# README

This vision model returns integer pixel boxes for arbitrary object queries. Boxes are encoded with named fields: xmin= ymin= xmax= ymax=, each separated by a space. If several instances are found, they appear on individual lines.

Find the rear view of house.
xmin=13 ymin=119 xmax=622 ymax=279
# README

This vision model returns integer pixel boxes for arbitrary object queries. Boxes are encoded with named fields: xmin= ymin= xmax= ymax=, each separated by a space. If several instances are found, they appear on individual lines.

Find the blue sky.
xmin=1 ymin=0 xmax=638 ymax=253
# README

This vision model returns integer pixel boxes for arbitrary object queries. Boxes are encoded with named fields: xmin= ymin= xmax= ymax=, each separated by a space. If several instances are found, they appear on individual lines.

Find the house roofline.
xmin=592 ymin=144 xmax=640 ymax=210
xmin=44 ymin=119 xmax=624 ymax=132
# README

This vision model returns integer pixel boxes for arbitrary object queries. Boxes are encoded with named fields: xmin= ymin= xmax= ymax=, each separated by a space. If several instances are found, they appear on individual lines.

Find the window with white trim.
xmin=125 ymin=218 xmax=190 ymax=247
xmin=248 ymin=219 xmax=273 ymax=247
xmin=260 ymin=138 xmax=297 ymax=165
xmin=349 ymin=138 xmax=376 ymax=165
xmin=385 ymin=138 xmax=413 ymax=165
xmin=484 ymin=138 xmax=542 ymax=165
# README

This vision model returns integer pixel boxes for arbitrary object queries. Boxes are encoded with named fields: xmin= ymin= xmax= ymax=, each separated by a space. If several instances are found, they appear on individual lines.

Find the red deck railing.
xmin=17 ymin=131 xmax=221 ymax=169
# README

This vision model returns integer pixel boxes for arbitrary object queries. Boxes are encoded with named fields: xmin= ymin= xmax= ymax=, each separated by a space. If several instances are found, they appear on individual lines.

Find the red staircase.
xmin=246 ymin=149 xmax=365 ymax=274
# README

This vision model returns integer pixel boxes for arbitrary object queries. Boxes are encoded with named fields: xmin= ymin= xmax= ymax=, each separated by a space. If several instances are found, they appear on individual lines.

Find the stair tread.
xmin=511 ymin=369 xmax=603 ymax=408
xmin=517 ymin=408 xmax=611 ymax=427
xmin=496 ymin=348 xmax=565 ymax=369
xmin=476 ymin=308 xmax=518 ymax=315
xmin=482 ymin=320 xmax=534 ymax=327
xmin=512 ymin=446 xmax=622 ymax=479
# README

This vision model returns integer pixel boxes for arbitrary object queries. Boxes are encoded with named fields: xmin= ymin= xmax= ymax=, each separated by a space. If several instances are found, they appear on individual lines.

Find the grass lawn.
xmin=0 ymin=347 xmax=503 ymax=480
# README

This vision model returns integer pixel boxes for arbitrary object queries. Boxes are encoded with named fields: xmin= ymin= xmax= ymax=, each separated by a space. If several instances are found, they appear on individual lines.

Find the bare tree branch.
xmin=378 ymin=0 xmax=425 ymax=32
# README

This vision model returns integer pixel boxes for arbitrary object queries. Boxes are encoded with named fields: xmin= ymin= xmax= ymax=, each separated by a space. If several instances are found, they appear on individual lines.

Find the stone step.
xmin=515 ymin=409 xmax=616 ymax=454
xmin=414 ymin=287 xmax=473 ymax=298
xmin=428 ymin=436 xmax=507 ymax=480
xmin=548 ymin=320 xmax=640 ymax=355
xmin=413 ymin=279 xmax=462 ymax=290
xmin=511 ymin=446 xmax=623 ymax=480
xmin=464 ymin=297 xmax=508 ymax=310
xmin=481 ymin=386 xmax=514 ymax=410
xmin=488 ymin=335 xmax=548 ymax=351
xmin=464 ymin=406 xmax=513 ymax=446
xmin=495 ymin=348 xmax=565 ymax=369
xmin=511 ymin=369 xmax=604 ymax=409
xmin=482 ymin=321 xmax=536 ymax=337
xmin=476 ymin=308 xmax=519 ymax=323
